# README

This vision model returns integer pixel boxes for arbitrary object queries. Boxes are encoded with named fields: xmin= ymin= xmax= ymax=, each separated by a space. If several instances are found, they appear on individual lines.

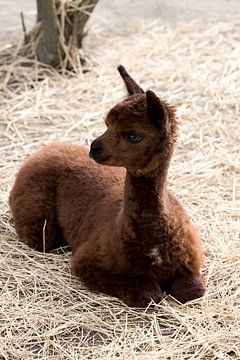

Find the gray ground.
xmin=0 ymin=0 xmax=239 ymax=46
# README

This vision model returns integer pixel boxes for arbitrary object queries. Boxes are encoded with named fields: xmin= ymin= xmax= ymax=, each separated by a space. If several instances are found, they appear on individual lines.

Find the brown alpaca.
xmin=9 ymin=66 xmax=206 ymax=307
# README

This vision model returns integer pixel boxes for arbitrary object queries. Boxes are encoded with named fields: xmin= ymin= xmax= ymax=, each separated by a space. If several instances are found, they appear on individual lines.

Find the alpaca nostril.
xmin=91 ymin=147 xmax=103 ymax=158
xmin=89 ymin=140 xmax=103 ymax=160
xmin=91 ymin=140 xmax=100 ymax=150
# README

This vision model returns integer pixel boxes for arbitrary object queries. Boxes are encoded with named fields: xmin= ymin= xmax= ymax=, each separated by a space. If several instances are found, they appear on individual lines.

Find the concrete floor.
xmin=0 ymin=0 xmax=239 ymax=45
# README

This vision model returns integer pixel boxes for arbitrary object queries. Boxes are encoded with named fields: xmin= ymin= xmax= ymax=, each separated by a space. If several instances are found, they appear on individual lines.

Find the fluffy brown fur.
xmin=9 ymin=66 xmax=206 ymax=307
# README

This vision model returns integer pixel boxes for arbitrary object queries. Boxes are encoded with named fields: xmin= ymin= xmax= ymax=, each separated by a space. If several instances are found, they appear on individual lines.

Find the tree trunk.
xmin=20 ymin=0 xmax=99 ymax=70
xmin=36 ymin=0 xmax=60 ymax=67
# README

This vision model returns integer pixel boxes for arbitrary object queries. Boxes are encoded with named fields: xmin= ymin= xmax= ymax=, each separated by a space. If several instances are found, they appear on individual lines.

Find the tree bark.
xmin=36 ymin=0 xmax=60 ymax=67
xmin=37 ymin=0 xmax=44 ymax=22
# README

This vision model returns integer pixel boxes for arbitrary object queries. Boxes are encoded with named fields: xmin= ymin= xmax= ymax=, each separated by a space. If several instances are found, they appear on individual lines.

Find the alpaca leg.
xmin=10 ymin=185 xmax=64 ymax=252
xmin=72 ymin=248 xmax=163 ymax=307
xmin=12 ymin=212 xmax=64 ymax=252
xmin=168 ymin=273 xmax=206 ymax=303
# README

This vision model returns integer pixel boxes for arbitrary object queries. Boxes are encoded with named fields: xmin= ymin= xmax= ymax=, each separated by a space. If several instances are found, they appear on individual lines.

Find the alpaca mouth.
xmin=95 ymin=155 xmax=111 ymax=164
xmin=89 ymin=150 xmax=111 ymax=163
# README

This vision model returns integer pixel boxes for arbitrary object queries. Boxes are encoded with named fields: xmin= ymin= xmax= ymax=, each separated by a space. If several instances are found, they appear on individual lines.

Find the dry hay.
xmin=0 ymin=15 xmax=240 ymax=360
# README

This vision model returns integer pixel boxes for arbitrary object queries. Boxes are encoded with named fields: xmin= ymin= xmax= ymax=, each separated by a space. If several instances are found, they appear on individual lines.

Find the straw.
xmin=0 ymin=16 xmax=240 ymax=359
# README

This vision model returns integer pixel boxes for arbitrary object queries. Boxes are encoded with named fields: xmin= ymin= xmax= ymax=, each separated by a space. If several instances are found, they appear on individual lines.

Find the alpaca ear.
xmin=117 ymin=65 xmax=144 ymax=95
xmin=146 ymin=90 xmax=169 ymax=133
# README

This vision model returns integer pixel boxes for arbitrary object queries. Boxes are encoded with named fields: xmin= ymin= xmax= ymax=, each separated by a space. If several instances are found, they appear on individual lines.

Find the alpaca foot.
xmin=71 ymin=248 xmax=163 ymax=307
xmin=123 ymin=280 xmax=163 ymax=307
xmin=168 ymin=273 xmax=206 ymax=303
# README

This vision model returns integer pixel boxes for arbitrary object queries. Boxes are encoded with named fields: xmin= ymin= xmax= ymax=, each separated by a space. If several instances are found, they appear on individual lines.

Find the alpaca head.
xmin=89 ymin=66 xmax=178 ymax=176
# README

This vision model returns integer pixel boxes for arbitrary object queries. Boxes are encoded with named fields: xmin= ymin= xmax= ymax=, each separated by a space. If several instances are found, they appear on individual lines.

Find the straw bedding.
xmin=0 ymin=15 xmax=240 ymax=359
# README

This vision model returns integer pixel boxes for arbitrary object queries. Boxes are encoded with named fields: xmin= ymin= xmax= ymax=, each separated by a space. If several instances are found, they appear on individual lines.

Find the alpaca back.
xmin=10 ymin=143 xmax=125 ymax=252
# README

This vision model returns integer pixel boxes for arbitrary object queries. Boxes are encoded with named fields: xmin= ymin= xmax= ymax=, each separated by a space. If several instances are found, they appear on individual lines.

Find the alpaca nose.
xmin=89 ymin=140 xmax=103 ymax=160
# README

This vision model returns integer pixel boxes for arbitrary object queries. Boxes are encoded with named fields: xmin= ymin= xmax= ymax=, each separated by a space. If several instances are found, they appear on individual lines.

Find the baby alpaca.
xmin=9 ymin=66 xmax=206 ymax=307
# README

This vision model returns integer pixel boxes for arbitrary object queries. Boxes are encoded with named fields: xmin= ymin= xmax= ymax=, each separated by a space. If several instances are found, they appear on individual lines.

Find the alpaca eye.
xmin=124 ymin=133 xmax=143 ymax=144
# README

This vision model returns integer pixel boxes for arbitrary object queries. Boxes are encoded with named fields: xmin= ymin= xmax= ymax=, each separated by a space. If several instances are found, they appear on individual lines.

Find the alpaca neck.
xmin=125 ymin=166 xmax=169 ymax=202
xmin=120 ymin=161 xmax=170 ymax=244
